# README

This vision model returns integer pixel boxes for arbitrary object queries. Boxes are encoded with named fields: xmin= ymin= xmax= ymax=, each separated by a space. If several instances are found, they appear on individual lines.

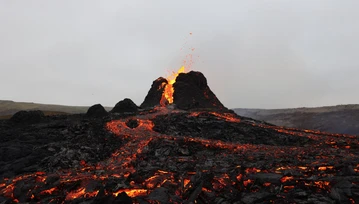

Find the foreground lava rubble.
xmin=0 ymin=107 xmax=358 ymax=204
xmin=1 ymin=71 xmax=359 ymax=203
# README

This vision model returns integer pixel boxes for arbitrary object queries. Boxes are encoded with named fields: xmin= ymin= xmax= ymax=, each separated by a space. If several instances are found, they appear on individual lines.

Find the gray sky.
xmin=1 ymin=0 xmax=359 ymax=109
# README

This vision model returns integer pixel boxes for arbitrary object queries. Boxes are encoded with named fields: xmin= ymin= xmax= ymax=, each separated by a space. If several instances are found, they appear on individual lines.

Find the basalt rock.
xmin=0 ymin=108 xmax=359 ymax=203
xmin=141 ymin=77 xmax=168 ymax=108
xmin=173 ymin=71 xmax=226 ymax=110
xmin=0 ymin=114 xmax=125 ymax=180
xmin=126 ymin=119 xmax=139 ymax=129
xmin=111 ymin=98 xmax=138 ymax=114
xmin=86 ymin=104 xmax=108 ymax=118
xmin=10 ymin=110 xmax=44 ymax=124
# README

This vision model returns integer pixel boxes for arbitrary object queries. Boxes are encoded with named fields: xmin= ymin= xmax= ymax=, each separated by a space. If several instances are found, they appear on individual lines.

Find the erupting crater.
xmin=141 ymin=68 xmax=226 ymax=111
xmin=160 ymin=66 xmax=185 ymax=106
xmin=0 ymin=71 xmax=359 ymax=203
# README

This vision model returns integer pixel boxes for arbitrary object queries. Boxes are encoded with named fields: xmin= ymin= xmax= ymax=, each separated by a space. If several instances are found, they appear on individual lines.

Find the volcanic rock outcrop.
xmin=141 ymin=77 xmax=168 ymax=108
xmin=141 ymin=71 xmax=226 ymax=110
xmin=10 ymin=110 xmax=44 ymax=124
xmin=173 ymin=71 xmax=225 ymax=110
xmin=86 ymin=104 xmax=108 ymax=118
xmin=111 ymin=98 xmax=138 ymax=114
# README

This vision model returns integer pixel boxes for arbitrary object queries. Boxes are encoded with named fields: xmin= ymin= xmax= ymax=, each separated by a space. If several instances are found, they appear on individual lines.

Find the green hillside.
xmin=0 ymin=100 xmax=112 ymax=117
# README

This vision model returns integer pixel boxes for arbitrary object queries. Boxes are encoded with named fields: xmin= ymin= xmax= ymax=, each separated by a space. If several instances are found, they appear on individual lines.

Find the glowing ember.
xmin=65 ymin=188 xmax=86 ymax=201
xmin=202 ymin=187 xmax=211 ymax=192
xmin=243 ymin=179 xmax=253 ymax=187
xmin=283 ymin=186 xmax=295 ymax=192
xmin=113 ymin=189 xmax=148 ymax=197
xmin=280 ymin=176 xmax=294 ymax=183
xmin=40 ymin=187 xmax=57 ymax=195
xmin=236 ymin=174 xmax=243 ymax=181
xmin=298 ymin=166 xmax=308 ymax=170
xmin=314 ymin=181 xmax=331 ymax=189
xmin=183 ymin=179 xmax=191 ymax=187
xmin=318 ymin=166 xmax=334 ymax=171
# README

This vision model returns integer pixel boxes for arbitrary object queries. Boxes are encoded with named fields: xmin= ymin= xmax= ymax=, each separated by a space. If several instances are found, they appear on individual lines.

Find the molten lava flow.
xmin=1 ymin=105 xmax=359 ymax=203
xmin=160 ymin=66 xmax=186 ymax=106
xmin=113 ymin=189 xmax=148 ymax=197
xmin=65 ymin=188 xmax=86 ymax=201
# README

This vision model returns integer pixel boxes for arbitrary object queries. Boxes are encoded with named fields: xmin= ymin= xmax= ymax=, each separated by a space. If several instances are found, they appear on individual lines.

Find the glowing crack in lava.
xmin=160 ymin=66 xmax=186 ymax=106
xmin=1 ymin=106 xmax=359 ymax=203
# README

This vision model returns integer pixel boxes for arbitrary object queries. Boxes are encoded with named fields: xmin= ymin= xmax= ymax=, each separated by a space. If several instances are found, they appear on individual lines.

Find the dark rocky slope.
xmin=234 ymin=105 xmax=359 ymax=135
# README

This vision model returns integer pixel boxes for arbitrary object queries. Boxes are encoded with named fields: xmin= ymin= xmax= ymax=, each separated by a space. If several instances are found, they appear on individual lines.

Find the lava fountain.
xmin=160 ymin=66 xmax=186 ymax=106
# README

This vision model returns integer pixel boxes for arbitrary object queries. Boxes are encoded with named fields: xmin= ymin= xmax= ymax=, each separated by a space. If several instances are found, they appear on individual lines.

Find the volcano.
xmin=141 ymin=69 xmax=226 ymax=111
xmin=1 ymin=71 xmax=359 ymax=203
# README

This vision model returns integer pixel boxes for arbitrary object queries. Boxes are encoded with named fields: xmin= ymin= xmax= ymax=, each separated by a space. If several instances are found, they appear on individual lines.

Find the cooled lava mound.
xmin=141 ymin=77 xmax=168 ymax=109
xmin=0 ymin=71 xmax=359 ymax=203
xmin=173 ymin=71 xmax=226 ymax=110
xmin=86 ymin=104 xmax=108 ymax=118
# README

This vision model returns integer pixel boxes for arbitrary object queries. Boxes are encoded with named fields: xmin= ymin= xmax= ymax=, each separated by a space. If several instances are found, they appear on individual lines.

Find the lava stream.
xmin=0 ymin=108 xmax=358 ymax=203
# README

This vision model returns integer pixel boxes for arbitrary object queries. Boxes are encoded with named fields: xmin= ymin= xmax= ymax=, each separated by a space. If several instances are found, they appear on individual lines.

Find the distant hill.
xmin=3 ymin=100 xmax=359 ymax=135
xmin=0 ymin=100 xmax=112 ymax=119
xmin=233 ymin=104 xmax=359 ymax=135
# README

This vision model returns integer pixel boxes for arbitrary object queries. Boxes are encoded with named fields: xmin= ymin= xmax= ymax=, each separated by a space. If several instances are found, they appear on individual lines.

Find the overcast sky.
xmin=1 ymin=0 xmax=359 ymax=109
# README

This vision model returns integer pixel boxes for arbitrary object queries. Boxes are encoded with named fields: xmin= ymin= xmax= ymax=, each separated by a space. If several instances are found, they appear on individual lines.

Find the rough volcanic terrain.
xmin=1 ymin=71 xmax=359 ymax=204
xmin=234 ymin=106 xmax=359 ymax=135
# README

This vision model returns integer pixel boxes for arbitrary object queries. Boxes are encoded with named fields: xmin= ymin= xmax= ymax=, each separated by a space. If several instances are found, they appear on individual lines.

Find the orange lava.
xmin=65 ymin=187 xmax=86 ymax=201
xmin=160 ymin=66 xmax=186 ymax=106
xmin=280 ymin=176 xmax=294 ymax=183
xmin=113 ymin=189 xmax=148 ymax=197
xmin=40 ymin=187 xmax=57 ymax=195
xmin=0 ymin=106 xmax=358 ymax=203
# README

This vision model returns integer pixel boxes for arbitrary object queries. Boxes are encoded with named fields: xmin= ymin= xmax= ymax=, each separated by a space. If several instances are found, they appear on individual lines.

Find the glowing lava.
xmin=0 ymin=105 xmax=358 ymax=202
xmin=160 ymin=66 xmax=186 ymax=106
